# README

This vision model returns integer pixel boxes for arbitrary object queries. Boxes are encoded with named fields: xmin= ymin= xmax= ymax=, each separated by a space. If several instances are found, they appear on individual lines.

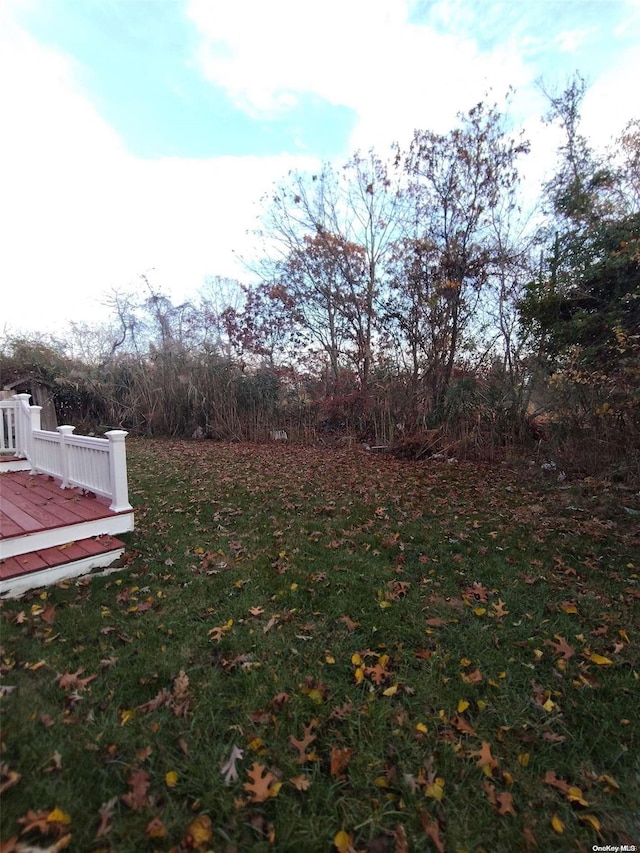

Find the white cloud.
xmin=554 ymin=27 xmax=596 ymax=54
xmin=0 ymin=5 xmax=318 ymax=335
xmin=187 ymin=0 xmax=533 ymax=153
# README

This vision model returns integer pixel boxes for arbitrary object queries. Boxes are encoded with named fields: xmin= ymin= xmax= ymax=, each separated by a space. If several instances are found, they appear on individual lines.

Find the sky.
xmin=1 ymin=0 xmax=638 ymax=339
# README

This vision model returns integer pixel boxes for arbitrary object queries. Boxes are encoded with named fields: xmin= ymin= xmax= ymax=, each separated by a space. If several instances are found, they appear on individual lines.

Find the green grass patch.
xmin=1 ymin=439 xmax=639 ymax=851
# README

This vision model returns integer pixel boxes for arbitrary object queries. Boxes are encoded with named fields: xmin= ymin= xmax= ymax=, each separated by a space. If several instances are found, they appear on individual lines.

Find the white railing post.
xmin=57 ymin=425 xmax=75 ymax=488
xmin=13 ymin=394 xmax=32 ymax=458
xmin=105 ymin=430 xmax=132 ymax=511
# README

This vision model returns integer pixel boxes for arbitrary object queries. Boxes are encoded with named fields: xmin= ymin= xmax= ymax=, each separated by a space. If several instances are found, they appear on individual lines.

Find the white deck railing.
xmin=0 ymin=400 xmax=18 ymax=453
xmin=1 ymin=394 xmax=132 ymax=512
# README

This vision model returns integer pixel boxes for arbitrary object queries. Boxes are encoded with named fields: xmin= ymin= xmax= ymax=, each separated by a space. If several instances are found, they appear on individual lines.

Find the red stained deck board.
xmin=0 ymin=536 xmax=126 ymax=580
xmin=0 ymin=472 xmax=121 ymax=539
xmin=0 ymin=512 xmax=23 ymax=538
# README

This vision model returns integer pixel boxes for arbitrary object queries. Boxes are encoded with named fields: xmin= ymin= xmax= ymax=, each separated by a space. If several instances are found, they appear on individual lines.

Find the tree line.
xmin=2 ymin=78 xmax=638 ymax=479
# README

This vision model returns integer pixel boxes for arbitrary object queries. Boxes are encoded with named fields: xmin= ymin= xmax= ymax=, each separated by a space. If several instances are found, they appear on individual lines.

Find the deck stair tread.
xmin=0 ymin=535 xmax=126 ymax=581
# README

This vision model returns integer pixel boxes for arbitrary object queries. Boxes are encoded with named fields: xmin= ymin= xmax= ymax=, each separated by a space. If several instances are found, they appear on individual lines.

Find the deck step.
xmin=0 ymin=535 xmax=126 ymax=598
xmin=0 ymin=456 xmax=31 ymax=472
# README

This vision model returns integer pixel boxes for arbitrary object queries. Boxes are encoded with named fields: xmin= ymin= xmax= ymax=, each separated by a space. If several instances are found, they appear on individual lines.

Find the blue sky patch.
xmin=16 ymin=0 xmax=355 ymax=159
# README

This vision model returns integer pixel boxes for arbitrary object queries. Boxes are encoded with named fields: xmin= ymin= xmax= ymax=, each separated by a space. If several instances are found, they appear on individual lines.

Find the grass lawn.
xmin=1 ymin=438 xmax=638 ymax=852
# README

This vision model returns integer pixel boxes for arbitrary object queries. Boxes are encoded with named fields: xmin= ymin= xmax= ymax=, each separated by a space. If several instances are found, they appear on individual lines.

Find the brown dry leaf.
xmin=40 ymin=604 xmax=56 ymax=625
xmin=496 ymin=791 xmax=517 ymax=815
xmin=95 ymin=796 xmax=118 ymax=838
xmin=289 ymin=774 xmax=311 ymax=791
xmin=289 ymin=720 xmax=317 ymax=764
xmin=543 ymin=770 xmax=570 ymax=794
xmin=330 ymin=746 xmax=353 ymax=779
xmin=121 ymin=768 xmax=151 ymax=810
xmin=544 ymin=635 xmax=575 ymax=660
xmin=425 ymin=617 xmax=448 ymax=627
xmin=340 ymin=615 xmax=360 ymax=631
xmin=393 ymin=822 xmax=409 ymax=853
xmin=145 ymin=816 xmax=166 ymax=839
xmin=18 ymin=810 xmax=51 ymax=836
xmin=136 ymin=688 xmax=171 ymax=713
xmin=0 ymin=763 xmax=21 ymax=794
xmin=469 ymin=742 xmax=498 ymax=776
xmin=243 ymin=762 xmax=280 ymax=803
xmin=491 ymin=599 xmax=509 ymax=619
xmin=56 ymin=669 xmax=96 ymax=691
xmin=450 ymin=714 xmax=476 ymax=736
xmin=461 ymin=668 xmax=483 ymax=685
xmin=418 ymin=811 xmax=444 ymax=853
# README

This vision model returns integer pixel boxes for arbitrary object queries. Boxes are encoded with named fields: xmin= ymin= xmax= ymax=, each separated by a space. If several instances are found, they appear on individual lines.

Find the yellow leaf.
xmin=373 ymin=775 xmax=389 ymax=787
xmin=186 ymin=815 xmax=212 ymax=847
xmin=503 ymin=771 xmax=514 ymax=785
xmin=589 ymin=653 xmax=613 ymax=666
xmin=165 ymin=771 xmax=178 ymax=788
xmin=351 ymin=653 xmax=362 ymax=666
xmin=579 ymin=814 xmax=601 ymax=831
xmin=598 ymin=773 xmax=620 ymax=790
xmin=307 ymin=688 xmax=323 ymax=704
xmin=379 ymin=600 xmax=392 ymax=609
xmin=425 ymin=778 xmax=445 ymax=801
xmin=618 ymin=629 xmax=630 ymax=643
xmin=334 ymin=829 xmax=353 ymax=853
xmin=477 ymin=700 xmax=488 ymax=711
xmin=533 ymin=649 xmax=543 ymax=659
xmin=120 ymin=709 xmax=135 ymax=726
xmin=460 ymin=657 xmax=472 ymax=666
xmin=47 ymin=808 xmax=71 ymax=825
xmin=560 ymin=603 xmax=577 ymax=613
xmin=474 ymin=607 xmax=486 ymax=616
xmin=542 ymin=698 xmax=555 ymax=712
xmin=518 ymin=753 xmax=530 ymax=767
xmin=457 ymin=699 xmax=470 ymax=713
xmin=269 ymin=781 xmax=283 ymax=798
xmin=325 ymin=654 xmax=336 ymax=664
xmin=354 ymin=666 xmax=364 ymax=685
xmin=415 ymin=722 xmax=428 ymax=734
xmin=567 ymin=786 xmax=588 ymax=806
xmin=551 ymin=813 xmax=564 ymax=834
xmin=382 ymin=683 xmax=399 ymax=697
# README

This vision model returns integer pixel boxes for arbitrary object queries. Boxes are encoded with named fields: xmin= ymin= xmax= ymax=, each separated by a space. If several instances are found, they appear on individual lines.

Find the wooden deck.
xmin=0 ymin=468 xmax=134 ymax=597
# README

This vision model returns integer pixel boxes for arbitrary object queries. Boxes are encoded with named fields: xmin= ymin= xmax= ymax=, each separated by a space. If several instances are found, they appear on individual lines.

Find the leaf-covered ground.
xmin=1 ymin=439 xmax=639 ymax=852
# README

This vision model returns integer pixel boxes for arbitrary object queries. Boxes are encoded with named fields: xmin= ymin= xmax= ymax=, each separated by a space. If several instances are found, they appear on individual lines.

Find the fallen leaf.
xmin=551 ymin=813 xmax=564 ymax=834
xmin=95 ymin=797 xmax=117 ymax=838
xmin=334 ymin=829 xmax=354 ymax=853
xmin=221 ymin=745 xmax=244 ymax=785
xmin=330 ymin=746 xmax=353 ymax=779
xmin=165 ymin=771 xmax=178 ymax=788
xmin=578 ymin=814 xmax=601 ymax=831
xmin=145 ymin=816 xmax=166 ymax=838
xmin=544 ymin=636 xmax=575 ymax=660
xmin=469 ymin=742 xmax=498 ymax=776
xmin=184 ymin=814 xmax=213 ymax=848
xmin=587 ymin=653 xmax=613 ymax=666
xmin=121 ymin=768 xmax=151 ymax=810
xmin=289 ymin=720 xmax=317 ymax=764
xmin=0 ymin=764 xmax=21 ymax=794
xmin=289 ymin=774 xmax=311 ymax=791
xmin=243 ymin=762 xmax=280 ymax=803
xmin=424 ymin=777 xmax=445 ymax=800
xmin=496 ymin=791 xmax=517 ymax=815
xmin=418 ymin=811 xmax=444 ymax=853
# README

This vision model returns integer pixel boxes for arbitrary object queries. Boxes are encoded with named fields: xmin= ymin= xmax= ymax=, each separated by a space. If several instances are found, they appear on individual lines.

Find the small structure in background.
xmin=270 ymin=429 xmax=288 ymax=441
